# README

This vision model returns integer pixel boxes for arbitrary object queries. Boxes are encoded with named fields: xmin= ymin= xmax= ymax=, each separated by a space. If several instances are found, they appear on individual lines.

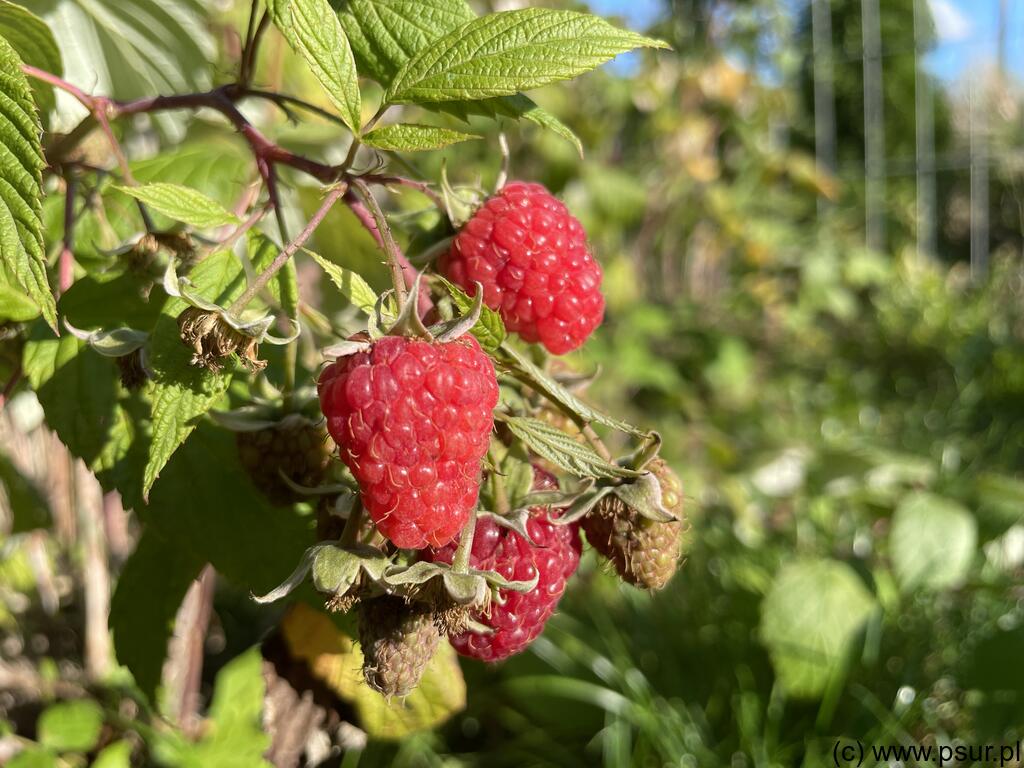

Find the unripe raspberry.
xmin=440 ymin=182 xmax=604 ymax=355
xmin=358 ymin=596 xmax=440 ymax=697
xmin=426 ymin=470 xmax=582 ymax=661
xmin=317 ymin=335 xmax=499 ymax=549
xmin=236 ymin=416 xmax=334 ymax=506
xmin=582 ymin=459 xmax=685 ymax=590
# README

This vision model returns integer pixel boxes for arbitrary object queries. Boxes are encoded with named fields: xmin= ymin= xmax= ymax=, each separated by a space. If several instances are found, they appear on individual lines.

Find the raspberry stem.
xmin=350 ymin=177 xmax=409 ymax=313
xmin=452 ymin=509 xmax=479 ymax=574
xmin=228 ymin=183 xmax=348 ymax=314
xmin=340 ymin=501 xmax=366 ymax=547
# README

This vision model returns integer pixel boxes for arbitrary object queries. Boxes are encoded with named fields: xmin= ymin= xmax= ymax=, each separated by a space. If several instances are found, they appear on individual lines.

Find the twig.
xmin=58 ymin=173 xmax=77 ymax=294
xmin=81 ymin=472 xmax=112 ymax=681
xmin=363 ymin=173 xmax=445 ymax=211
xmin=348 ymin=179 xmax=409 ymax=312
xmin=238 ymin=2 xmax=265 ymax=88
xmin=241 ymin=88 xmax=349 ymax=127
xmin=0 ymin=365 xmax=21 ymax=411
xmin=166 ymin=564 xmax=216 ymax=737
xmin=228 ymin=183 xmax=348 ymax=314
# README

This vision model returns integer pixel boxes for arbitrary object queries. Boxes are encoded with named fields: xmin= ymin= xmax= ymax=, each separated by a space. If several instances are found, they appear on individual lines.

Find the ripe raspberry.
xmin=426 ymin=471 xmax=582 ymax=662
xmin=236 ymin=416 xmax=334 ymax=505
xmin=317 ymin=335 xmax=499 ymax=549
xmin=582 ymin=459 xmax=685 ymax=590
xmin=358 ymin=596 xmax=440 ymax=697
xmin=440 ymin=182 xmax=604 ymax=355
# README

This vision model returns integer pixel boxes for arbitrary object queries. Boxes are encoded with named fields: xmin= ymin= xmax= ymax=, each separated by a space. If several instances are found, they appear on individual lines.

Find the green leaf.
xmin=7 ymin=748 xmax=57 ymax=768
xmin=92 ymin=741 xmax=132 ymax=768
xmin=0 ymin=35 xmax=55 ymax=331
xmin=436 ymin=275 xmax=504 ymax=352
xmin=144 ymin=251 xmax=247 ymax=497
xmin=23 ymin=329 xmax=120 ymax=467
xmin=335 ymin=0 xmax=475 ymax=86
xmin=110 ymin=527 xmax=203 ymax=699
xmin=37 ymin=700 xmax=104 ymax=752
xmin=499 ymin=342 xmax=647 ymax=438
xmin=362 ymin=122 xmax=479 ymax=151
xmin=163 ymin=648 xmax=273 ymax=768
xmin=385 ymin=9 xmax=668 ymax=104
xmin=0 ymin=263 xmax=41 ymax=322
xmin=503 ymin=416 xmax=642 ymax=480
xmin=760 ymin=559 xmax=876 ymax=698
xmin=269 ymin=0 xmax=361 ymax=133
xmin=430 ymin=94 xmax=583 ymax=155
xmin=114 ymin=183 xmax=240 ymax=229
xmin=306 ymin=248 xmax=378 ymax=315
xmin=0 ymin=451 xmax=50 ymax=532
xmin=890 ymin=492 xmax=977 ymax=592
xmin=0 ymin=0 xmax=62 ymax=116
xmin=145 ymin=424 xmax=312 ymax=593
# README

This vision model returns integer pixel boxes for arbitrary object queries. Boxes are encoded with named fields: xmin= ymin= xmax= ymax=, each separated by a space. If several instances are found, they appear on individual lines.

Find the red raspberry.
xmin=317 ymin=335 xmax=499 ymax=549
xmin=440 ymin=182 xmax=604 ymax=355
xmin=426 ymin=473 xmax=582 ymax=661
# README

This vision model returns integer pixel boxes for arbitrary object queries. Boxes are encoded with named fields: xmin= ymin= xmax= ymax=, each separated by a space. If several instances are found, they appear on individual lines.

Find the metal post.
xmin=913 ymin=0 xmax=937 ymax=261
xmin=812 ymin=0 xmax=837 ymax=217
xmin=970 ymin=79 xmax=989 ymax=278
xmin=861 ymin=0 xmax=886 ymax=251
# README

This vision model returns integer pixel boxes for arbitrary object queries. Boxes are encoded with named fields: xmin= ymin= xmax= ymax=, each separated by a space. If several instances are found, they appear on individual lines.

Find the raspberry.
xmin=426 ymin=471 xmax=582 ymax=661
xmin=440 ymin=182 xmax=604 ymax=355
xmin=582 ymin=459 xmax=685 ymax=590
xmin=236 ymin=415 xmax=334 ymax=505
xmin=317 ymin=335 xmax=499 ymax=549
xmin=358 ymin=596 xmax=440 ymax=697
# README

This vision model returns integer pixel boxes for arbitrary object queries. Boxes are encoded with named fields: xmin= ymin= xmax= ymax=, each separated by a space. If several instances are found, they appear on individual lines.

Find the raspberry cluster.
xmin=318 ymin=335 xmax=499 ymax=549
xmin=441 ymin=182 xmax=605 ymax=355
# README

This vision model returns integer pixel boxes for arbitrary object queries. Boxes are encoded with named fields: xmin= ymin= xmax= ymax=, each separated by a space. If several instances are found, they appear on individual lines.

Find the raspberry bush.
xmin=0 ymin=0 xmax=679 ymax=757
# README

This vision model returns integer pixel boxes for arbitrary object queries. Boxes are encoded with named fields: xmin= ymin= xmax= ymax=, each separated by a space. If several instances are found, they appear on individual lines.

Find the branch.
xmin=228 ymin=182 xmax=348 ymax=314
xmin=347 ymin=180 xmax=410 ymax=312
xmin=58 ymin=173 xmax=77 ymax=294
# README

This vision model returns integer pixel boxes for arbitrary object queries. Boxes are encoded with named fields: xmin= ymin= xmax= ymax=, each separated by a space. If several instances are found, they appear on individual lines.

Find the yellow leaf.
xmin=281 ymin=603 xmax=466 ymax=739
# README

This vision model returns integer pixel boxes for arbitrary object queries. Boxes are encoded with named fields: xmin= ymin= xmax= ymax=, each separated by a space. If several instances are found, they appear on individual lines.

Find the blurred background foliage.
xmin=2 ymin=0 xmax=1024 ymax=765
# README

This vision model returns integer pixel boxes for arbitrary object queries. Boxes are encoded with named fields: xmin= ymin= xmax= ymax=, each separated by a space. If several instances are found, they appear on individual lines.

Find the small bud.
xmin=358 ymin=596 xmax=440 ymax=698
xmin=116 ymin=348 xmax=150 ymax=390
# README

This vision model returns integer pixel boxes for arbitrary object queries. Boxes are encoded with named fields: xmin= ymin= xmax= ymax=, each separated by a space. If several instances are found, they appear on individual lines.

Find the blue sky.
xmin=586 ymin=0 xmax=1024 ymax=85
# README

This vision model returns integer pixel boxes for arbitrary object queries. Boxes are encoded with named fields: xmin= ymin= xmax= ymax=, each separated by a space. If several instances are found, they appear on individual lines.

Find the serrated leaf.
xmin=430 ymin=93 xmax=582 ymax=155
xmin=499 ymin=342 xmax=647 ymax=438
xmin=503 ymin=416 xmax=642 ymax=480
xmin=436 ymin=275 xmax=505 ymax=352
xmin=0 ymin=35 xmax=54 ymax=331
xmin=115 ymin=183 xmax=239 ymax=228
xmin=144 ymin=251 xmax=247 ymax=497
xmin=0 ymin=0 xmax=62 ymax=117
xmin=144 ymin=424 xmax=312 ymax=594
xmin=760 ymin=559 xmax=876 ymax=698
xmin=891 ymin=492 xmax=977 ymax=591
xmin=0 ymin=451 xmax=50 ymax=532
xmin=269 ymin=0 xmax=361 ymax=133
xmin=386 ymin=9 xmax=668 ymax=104
xmin=110 ymin=526 xmax=204 ymax=698
xmin=306 ymin=247 xmax=378 ymax=315
xmin=362 ymin=122 xmax=479 ymax=151
xmin=335 ymin=0 xmax=475 ymax=86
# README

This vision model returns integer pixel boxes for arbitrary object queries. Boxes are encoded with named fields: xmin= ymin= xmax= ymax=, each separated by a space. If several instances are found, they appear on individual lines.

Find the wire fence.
xmin=805 ymin=0 xmax=1019 ymax=275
